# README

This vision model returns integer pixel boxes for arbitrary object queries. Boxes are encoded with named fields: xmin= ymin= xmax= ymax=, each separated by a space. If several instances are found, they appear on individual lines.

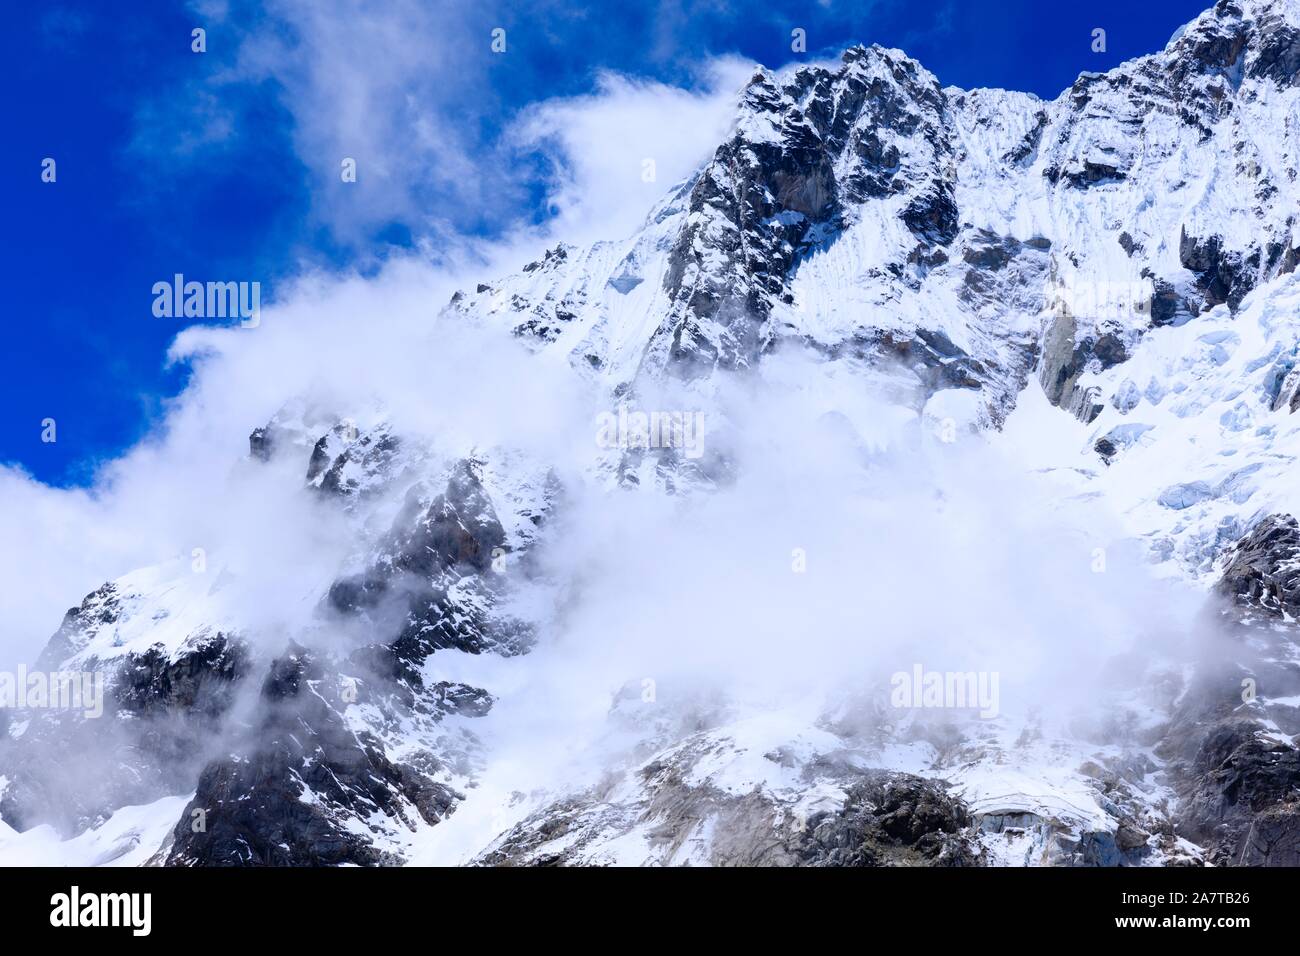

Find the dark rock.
xmin=115 ymin=632 xmax=248 ymax=720
xmin=1179 ymin=227 xmax=1260 ymax=311
xmin=327 ymin=458 xmax=532 ymax=672
xmin=2 ymin=605 xmax=250 ymax=837
xmin=647 ymin=46 xmax=957 ymax=377
xmin=1001 ymin=110 xmax=1048 ymax=165
xmin=306 ymin=434 xmax=333 ymax=484
xmin=1147 ymin=276 xmax=1187 ymax=327
xmin=1178 ymin=720 xmax=1300 ymax=865
xmin=33 ymin=584 xmax=121 ymax=672
xmin=1215 ymin=514 xmax=1300 ymax=617
xmin=1064 ymin=160 xmax=1125 ymax=188
xmin=429 ymin=681 xmax=495 ymax=718
xmin=166 ymin=644 xmax=458 ymax=867
xmin=1248 ymin=12 xmax=1300 ymax=86
xmin=901 ymin=185 xmax=959 ymax=246
xmin=248 ymin=426 xmax=273 ymax=462
xmin=521 ymin=245 xmax=570 ymax=274
xmin=962 ymin=232 xmax=1017 ymax=271
xmin=795 ymin=771 xmax=982 ymax=866
xmin=1038 ymin=310 xmax=1130 ymax=420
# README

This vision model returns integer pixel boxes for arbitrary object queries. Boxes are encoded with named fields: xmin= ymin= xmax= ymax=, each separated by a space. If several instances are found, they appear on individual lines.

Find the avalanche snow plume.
xmin=5 ymin=0 xmax=1300 ymax=867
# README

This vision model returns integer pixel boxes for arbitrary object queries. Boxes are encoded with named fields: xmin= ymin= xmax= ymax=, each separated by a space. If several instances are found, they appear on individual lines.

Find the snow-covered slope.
xmin=5 ymin=0 xmax=1300 ymax=867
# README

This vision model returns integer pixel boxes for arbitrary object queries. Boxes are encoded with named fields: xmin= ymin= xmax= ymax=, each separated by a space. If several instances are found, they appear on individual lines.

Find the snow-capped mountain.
xmin=4 ymin=0 xmax=1300 ymax=867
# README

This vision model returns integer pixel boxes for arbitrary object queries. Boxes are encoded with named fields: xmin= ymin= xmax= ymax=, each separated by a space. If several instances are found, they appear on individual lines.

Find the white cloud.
xmin=0 ymin=252 xmax=598 ymax=665
xmin=9 ymin=15 xmax=763 ymax=665
xmin=512 ymin=58 xmax=753 ymax=245
xmin=129 ymin=1 xmax=751 ymax=256
xmin=0 ymin=469 xmax=151 ymax=663
xmin=220 ymin=0 xmax=500 ymax=241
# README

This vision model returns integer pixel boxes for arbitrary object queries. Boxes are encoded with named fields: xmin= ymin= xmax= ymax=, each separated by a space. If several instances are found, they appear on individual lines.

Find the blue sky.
xmin=3 ymin=0 xmax=1210 ymax=486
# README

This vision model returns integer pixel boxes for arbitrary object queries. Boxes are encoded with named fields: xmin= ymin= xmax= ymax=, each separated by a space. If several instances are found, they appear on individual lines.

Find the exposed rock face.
xmin=476 ymin=749 xmax=983 ymax=868
xmin=25 ymin=585 xmax=118 ymax=676
xmin=166 ymin=454 xmax=550 ymax=865
xmin=1037 ymin=311 xmax=1131 ymax=421
xmin=166 ymin=645 xmax=459 ymax=867
xmin=2 ymin=438 xmax=555 ymax=864
xmin=793 ymin=773 xmax=982 ymax=867
xmin=1152 ymin=513 xmax=1300 ymax=867
xmin=327 ymin=457 xmax=535 ymax=666
xmin=246 ymin=399 xmax=339 ymax=467
xmin=1266 ymin=359 xmax=1300 ymax=412
xmin=7 ymin=0 xmax=1300 ymax=869
xmin=308 ymin=423 xmax=406 ymax=498
xmin=1 ymin=614 xmax=249 ymax=836
xmin=650 ymin=46 xmax=957 ymax=377
xmin=1180 ymin=228 xmax=1261 ymax=311
xmin=248 ymin=425 xmax=273 ymax=462
xmin=1216 ymin=514 xmax=1300 ymax=618
xmin=114 ymin=634 xmax=248 ymax=720
xmin=445 ymin=0 xmax=1300 ymax=433
xmin=1176 ymin=722 xmax=1300 ymax=865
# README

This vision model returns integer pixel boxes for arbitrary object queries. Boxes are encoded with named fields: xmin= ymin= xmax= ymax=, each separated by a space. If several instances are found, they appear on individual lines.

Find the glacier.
xmin=3 ymin=0 xmax=1300 ymax=867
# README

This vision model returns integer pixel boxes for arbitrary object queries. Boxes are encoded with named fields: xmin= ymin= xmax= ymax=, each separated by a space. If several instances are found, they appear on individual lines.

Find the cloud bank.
xmin=6 ymin=19 xmax=755 ymax=664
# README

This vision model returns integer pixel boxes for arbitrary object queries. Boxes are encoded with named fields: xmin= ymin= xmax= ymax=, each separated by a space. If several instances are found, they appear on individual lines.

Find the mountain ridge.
xmin=4 ymin=0 xmax=1300 ymax=867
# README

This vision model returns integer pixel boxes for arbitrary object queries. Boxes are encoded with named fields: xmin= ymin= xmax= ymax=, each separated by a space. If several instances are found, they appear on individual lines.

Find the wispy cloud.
xmin=511 ymin=59 xmax=752 ymax=245
xmin=124 ymin=0 xmax=754 ymax=261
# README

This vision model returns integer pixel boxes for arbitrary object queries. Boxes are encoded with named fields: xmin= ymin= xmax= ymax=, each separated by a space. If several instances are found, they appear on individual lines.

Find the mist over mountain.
xmin=4 ymin=0 xmax=1300 ymax=868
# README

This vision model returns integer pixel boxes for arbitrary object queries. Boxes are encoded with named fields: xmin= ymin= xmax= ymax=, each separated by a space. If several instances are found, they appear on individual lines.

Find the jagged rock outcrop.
xmin=445 ymin=0 xmax=1300 ymax=434
xmin=327 ymin=457 xmax=539 ymax=665
xmin=793 ymin=773 xmax=982 ymax=866
xmin=1216 ymin=513 xmax=1300 ymax=618
xmin=1177 ymin=721 xmax=1300 ymax=865
xmin=6 ymin=0 xmax=1300 ymax=869
xmin=164 ymin=452 xmax=556 ymax=864
xmin=1154 ymin=513 xmax=1300 ymax=866
xmin=475 ymin=748 xmax=984 ymax=867
xmin=0 ymin=594 xmax=249 ymax=836
xmin=166 ymin=645 xmax=460 ymax=866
